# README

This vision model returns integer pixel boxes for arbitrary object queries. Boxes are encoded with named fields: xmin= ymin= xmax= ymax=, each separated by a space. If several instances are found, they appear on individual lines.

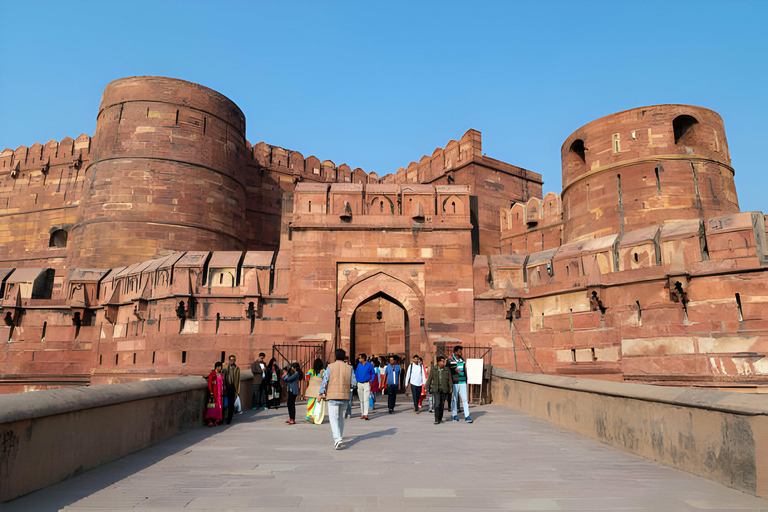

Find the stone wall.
xmin=490 ymin=368 xmax=768 ymax=498
xmin=0 ymin=371 xmax=252 ymax=502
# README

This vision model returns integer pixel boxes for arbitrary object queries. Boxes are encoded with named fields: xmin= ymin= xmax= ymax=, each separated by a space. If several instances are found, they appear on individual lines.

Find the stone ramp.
xmin=7 ymin=403 xmax=768 ymax=511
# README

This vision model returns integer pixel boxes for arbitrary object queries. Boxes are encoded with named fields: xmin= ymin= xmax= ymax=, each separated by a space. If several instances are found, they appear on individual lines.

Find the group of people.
xmin=204 ymin=354 xmax=241 ymax=427
xmin=204 ymin=346 xmax=474 ymax=448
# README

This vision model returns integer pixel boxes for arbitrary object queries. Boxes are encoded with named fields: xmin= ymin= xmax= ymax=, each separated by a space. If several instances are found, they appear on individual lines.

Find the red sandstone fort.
xmin=1 ymin=76 xmax=766 ymax=394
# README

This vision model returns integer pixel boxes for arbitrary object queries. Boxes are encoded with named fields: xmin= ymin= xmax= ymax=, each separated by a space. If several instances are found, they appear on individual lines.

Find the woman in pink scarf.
xmin=205 ymin=361 xmax=224 ymax=426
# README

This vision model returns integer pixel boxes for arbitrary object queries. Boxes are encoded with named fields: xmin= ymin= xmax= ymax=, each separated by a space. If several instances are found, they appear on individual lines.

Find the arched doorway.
xmin=350 ymin=292 xmax=408 ymax=360
xmin=337 ymin=271 xmax=425 ymax=361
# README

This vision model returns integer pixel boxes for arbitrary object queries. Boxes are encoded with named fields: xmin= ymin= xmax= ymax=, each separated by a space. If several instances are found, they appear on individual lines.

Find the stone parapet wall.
xmin=0 ymin=371 xmax=252 ymax=502
xmin=490 ymin=368 xmax=768 ymax=498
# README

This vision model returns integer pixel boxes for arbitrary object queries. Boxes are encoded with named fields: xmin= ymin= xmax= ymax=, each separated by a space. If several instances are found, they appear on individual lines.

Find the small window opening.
xmin=216 ymin=313 xmax=221 ymax=334
xmin=152 ymin=351 xmax=156 ymax=364
xmin=41 ymin=321 xmax=47 ymax=341
xmin=182 ymin=351 xmax=187 ymax=364
xmin=591 ymin=348 xmax=597 ymax=361
xmin=49 ymin=229 xmax=68 ymax=248
xmin=221 ymin=350 xmax=226 ymax=363
xmin=380 ymin=201 xmax=384 ymax=213
xmin=571 ymin=348 xmax=576 ymax=363
xmin=219 ymin=274 xmax=223 ymax=285
xmin=736 ymin=293 xmax=744 ymax=321
xmin=158 ymin=314 xmax=162 ymax=331
xmin=570 ymin=139 xmax=586 ymax=163
xmin=308 ymin=200 xmax=311 ymax=212
xmin=673 ymin=115 xmax=698 ymax=145
xmin=452 ymin=201 xmax=456 ymax=213
xmin=133 ymin=353 xmax=136 ymax=364
xmin=634 ymin=253 xmax=639 ymax=263
xmin=99 ymin=354 xmax=103 ymax=365
xmin=566 ymin=266 xmax=570 ymax=277
xmin=612 ymin=133 xmax=620 ymax=153
xmin=175 ymin=109 xmax=179 ymax=125
xmin=636 ymin=301 xmax=642 ymax=326
xmin=569 ymin=309 xmax=573 ymax=332
xmin=655 ymin=165 xmax=663 ymax=196
xmin=115 ymin=354 xmax=119 ymax=365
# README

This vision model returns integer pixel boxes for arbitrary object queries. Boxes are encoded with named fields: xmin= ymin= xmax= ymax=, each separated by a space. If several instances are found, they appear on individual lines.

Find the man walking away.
xmin=405 ymin=354 xmax=425 ymax=413
xmin=355 ymin=353 xmax=373 ymax=420
xmin=224 ymin=354 xmax=241 ymax=424
xmin=384 ymin=356 xmax=400 ymax=414
xmin=425 ymin=356 xmax=452 ymax=424
xmin=448 ymin=346 xmax=472 ymax=423
xmin=251 ymin=352 xmax=267 ymax=410
xmin=319 ymin=348 xmax=357 ymax=449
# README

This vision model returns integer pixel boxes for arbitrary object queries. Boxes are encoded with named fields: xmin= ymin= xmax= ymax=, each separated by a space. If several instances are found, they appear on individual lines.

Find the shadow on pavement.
xmin=2 ymin=409 xmax=267 ymax=512
xmin=343 ymin=428 xmax=398 ymax=448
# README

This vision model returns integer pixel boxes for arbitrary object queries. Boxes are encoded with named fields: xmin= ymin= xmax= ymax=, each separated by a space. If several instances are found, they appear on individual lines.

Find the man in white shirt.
xmin=404 ymin=354 xmax=425 ymax=413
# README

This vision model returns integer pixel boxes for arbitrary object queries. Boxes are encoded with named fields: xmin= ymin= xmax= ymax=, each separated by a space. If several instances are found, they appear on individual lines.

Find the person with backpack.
xmin=404 ymin=354 xmax=425 ymax=413
xmin=448 ymin=345 xmax=472 ymax=423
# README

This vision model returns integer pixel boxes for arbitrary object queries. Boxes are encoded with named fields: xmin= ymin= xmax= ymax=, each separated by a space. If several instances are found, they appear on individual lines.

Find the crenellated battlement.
xmin=0 ymin=134 xmax=91 ymax=175
xmin=381 ymin=129 xmax=482 ymax=184
xmin=249 ymin=141 xmax=381 ymax=184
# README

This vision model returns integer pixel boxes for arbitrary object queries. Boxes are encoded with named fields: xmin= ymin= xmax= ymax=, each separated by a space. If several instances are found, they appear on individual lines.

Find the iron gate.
xmin=434 ymin=343 xmax=492 ymax=404
xmin=272 ymin=341 xmax=327 ymax=399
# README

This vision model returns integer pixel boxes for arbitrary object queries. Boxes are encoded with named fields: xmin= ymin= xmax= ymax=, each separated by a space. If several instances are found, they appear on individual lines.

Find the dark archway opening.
xmin=350 ymin=292 xmax=409 ymax=362
xmin=49 ymin=229 xmax=68 ymax=248
xmin=673 ymin=115 xmax=699 ymax=145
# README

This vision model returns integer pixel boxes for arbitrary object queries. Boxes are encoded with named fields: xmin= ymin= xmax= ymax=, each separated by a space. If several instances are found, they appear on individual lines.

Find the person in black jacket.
xmin=425 ymin=356 xmax=453 ymax=424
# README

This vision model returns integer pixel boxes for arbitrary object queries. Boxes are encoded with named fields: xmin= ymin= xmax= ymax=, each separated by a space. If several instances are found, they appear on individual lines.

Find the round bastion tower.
xmin=69 ymin=76 xmax=248 ymax=269
xmin=560 ymin=105 xmax=739 ymax=243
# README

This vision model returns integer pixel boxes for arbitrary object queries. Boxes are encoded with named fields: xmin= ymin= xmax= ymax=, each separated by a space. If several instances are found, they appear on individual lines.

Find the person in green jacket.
xmin=425 ymin=356 xmax=453 ymax=424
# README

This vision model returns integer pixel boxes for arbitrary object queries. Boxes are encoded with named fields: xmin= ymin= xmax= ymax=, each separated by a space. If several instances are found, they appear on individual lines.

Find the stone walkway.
xmin=7 ymin=401 xmax=768 ymax=511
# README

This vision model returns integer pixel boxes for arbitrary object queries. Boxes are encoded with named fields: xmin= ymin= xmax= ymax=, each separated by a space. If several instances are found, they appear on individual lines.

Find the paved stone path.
xmin=7 ymin=401 xmax=768 ymax=511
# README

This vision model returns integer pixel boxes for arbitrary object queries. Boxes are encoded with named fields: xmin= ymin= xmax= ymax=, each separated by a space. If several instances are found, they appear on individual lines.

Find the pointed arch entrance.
xmin=337 ymin=271 xmax=425 ymax=360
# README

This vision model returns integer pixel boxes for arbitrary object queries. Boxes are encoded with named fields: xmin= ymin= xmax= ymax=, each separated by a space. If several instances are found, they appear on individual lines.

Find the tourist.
xmin=355 ymin=353 xmax=374 ymax=420
xmin=305 ymin=358 xmax=325 ymax=422
xmin=370 ymin=360 xmax=380 ymax=411
xmin=344 ymin=356 xmax=354 ymax=418
xmin=448 ymin=346 xmax=472 ymax=423
xmin=425 ymin=355 xmax=452 ymax=424
xmin=318 ymin=348 xmax=357 ymax=449
xmin=223 ymin=354 xmax=241 ymax=425
xmin=418 ymin=357 xmax=433 ymax=413
xmin=404 ymin=354 xmax=425 ymax=413
xmin=266 ymin=357 xmax=281 ymax=409
xmin=384 ymin=355 xmax=400 ymax=413
xmin=378 ymin=358 xmax=387 ymax=393
xmin=251 ymin=352 xmax=267 ymax=410
xmin=283 ymin=362 xmax=301 ymax=425
xmin=205 ymin=361 xmax=224 ymax=426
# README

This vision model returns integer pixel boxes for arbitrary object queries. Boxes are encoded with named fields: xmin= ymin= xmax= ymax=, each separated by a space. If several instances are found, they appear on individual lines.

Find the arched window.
xmin=673 ymin=115 xmax=698 ymax=145
xmin=49 ymin=229 xmax=68 ymax=248
xmin=570 ymin=139 xmax=586 ymax=163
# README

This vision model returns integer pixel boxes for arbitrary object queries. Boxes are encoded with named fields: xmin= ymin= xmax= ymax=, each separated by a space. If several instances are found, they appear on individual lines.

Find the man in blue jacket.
xmin=355 ymin=353 xmax=374 ymax=420
xmin=384 ymin=355 xmax=400 ymax=414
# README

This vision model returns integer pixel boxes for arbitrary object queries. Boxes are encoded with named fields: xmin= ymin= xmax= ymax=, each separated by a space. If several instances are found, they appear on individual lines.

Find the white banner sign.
xmin=466 ymin=358 xmax=484 ymax=385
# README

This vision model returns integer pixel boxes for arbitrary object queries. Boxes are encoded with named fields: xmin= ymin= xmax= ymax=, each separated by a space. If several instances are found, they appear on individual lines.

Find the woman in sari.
xmin=205 ymin=361 xmax=224 ymax=426
xmin=304 ymin=358 xmax=325 ymax=422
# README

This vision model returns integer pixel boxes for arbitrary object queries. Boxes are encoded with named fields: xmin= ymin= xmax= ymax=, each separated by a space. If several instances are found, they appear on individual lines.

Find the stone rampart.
xmin=0 ymin=370 xmax=252 ymax=502
xmin=491 ymin=367 xmax=768 ymax=498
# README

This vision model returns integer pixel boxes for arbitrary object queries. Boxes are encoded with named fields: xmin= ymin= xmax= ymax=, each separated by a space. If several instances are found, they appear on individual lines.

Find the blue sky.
xmin=1 ymin=1 xmax=766 ymax=211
